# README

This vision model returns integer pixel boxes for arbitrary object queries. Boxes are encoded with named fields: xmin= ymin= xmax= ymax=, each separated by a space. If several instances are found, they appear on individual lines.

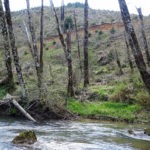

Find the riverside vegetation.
xmin=0 ymin=0 xmax=150 ymax=125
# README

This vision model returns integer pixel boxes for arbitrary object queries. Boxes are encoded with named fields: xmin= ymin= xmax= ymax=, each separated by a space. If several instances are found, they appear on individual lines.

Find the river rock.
xmin=12 ymin=130 xmax=37 ymax=144
xmin=128 ymin=130 xmax=135 ymax=135
xmin=144 ymin=128 xmax=150 ymax=136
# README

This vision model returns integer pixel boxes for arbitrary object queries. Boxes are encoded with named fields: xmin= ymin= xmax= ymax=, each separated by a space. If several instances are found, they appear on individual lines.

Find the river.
xmin=0 ymin=117 xmax=150 ymax=150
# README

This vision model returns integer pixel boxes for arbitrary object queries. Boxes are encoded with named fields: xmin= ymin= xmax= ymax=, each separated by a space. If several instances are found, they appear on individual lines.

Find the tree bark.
xmin=115 ymin=48 xmax=123 ymax=75
xmin=4 ymin=0 xmax=26 ymax=98
xmin=124 ymin=32 xmax=134 ymax=73
xmin=83 ymin=0 xmax=89 ymax=87
xmin=50 ymin=0 xmax=67 ymax=59
xmin=50 ymin=0 xmax=74 ymax=97
xmin=23 ymin=21 xmax=34 ymax=58
xmin=26 ymin=0 xmax=42 ymax=94
xmin=0 ymin=0 xmax=13 ymax=84
xmin=66 ymin=28 xmax=74 ymax=97
xmin=40 ymin=0 xmax=44 ymax=73
xmin=118 ymin=0 xmax=150 ymax=93
xmin=61 ymin=0 xmax=65 ymax=24
xmin=137 ymin=8 xmax=150 ymax=66
xmin=74 ymin=11 xmax=82 ymax=74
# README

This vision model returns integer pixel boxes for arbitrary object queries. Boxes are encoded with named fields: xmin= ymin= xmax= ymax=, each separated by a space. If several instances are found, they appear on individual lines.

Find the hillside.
xmin=8 ymin=6 xmax=123 ymax=46
xmin=0 ymin=3 xmax=150 ymax=123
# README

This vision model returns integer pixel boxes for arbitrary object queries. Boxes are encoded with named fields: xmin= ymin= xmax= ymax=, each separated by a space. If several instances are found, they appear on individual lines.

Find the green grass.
xmin=68 ymin=99 xmax=142 ymax=122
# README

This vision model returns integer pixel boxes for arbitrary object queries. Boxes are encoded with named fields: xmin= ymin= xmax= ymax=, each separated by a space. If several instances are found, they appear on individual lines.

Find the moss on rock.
xmin=144 ymin=128 xmax=150 ymax=136
xmin=12 ymin=130 xmax=37 ymax=144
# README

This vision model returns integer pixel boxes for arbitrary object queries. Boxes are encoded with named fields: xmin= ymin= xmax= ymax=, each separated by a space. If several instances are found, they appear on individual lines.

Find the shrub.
xmin=95 ymin=30 xmax=98 ymax=33
xmin=88 ymin=33 xmax=92 ymax=37
xmin=24 ymin=51 xmax=28 ymax=55
xmin=101 ymin=20 xmax=105 ymax=25
xmin=137 ymin=91 xmax=150 ymax=108
xmin=110 ymin=27 xmax=116 ymax=34
xmin=64 ymin=16 xmax=74 ymax=31
xmin=92 ymin=22 xmax=96 ymax=26
xmin=53 ymin=40 xmax=56 ymax=45
xmin=111 ymin=83 xmax=135 ymax=104
xmin=111 ymin=18 xmax=115 ymax=23
xmin=107 ymin=50 xmax=115 ymax=62
xmin=98 ymin=30 xmax=103 ymax=36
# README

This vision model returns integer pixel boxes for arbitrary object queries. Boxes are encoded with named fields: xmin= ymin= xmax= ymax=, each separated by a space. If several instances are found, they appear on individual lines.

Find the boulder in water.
xmin=12 ymin=130 xmax=37 ymax=144
xmin=144 ymin=128 xmax=150 ymax=136
xmin=128 ymin=130 xmax=135 ymax=135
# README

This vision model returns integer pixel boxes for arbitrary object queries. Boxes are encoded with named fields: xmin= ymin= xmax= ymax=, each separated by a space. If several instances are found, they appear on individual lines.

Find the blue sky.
xmin=2 ymin=0 xmax=150 ymax=15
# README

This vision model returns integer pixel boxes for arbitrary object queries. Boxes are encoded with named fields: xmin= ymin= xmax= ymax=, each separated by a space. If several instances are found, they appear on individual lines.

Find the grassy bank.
xmin=68 ymin=100 xmax=150 ymax=123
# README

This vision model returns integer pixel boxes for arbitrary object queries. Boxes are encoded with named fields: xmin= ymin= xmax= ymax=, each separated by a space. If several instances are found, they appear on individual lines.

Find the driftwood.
xmin=1 ymin=94 xmax=37 ymax=123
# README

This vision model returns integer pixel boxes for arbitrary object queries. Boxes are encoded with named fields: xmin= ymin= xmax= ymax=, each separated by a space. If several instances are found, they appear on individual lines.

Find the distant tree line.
xmin=66 ymin=2 xmax=84 ymax=8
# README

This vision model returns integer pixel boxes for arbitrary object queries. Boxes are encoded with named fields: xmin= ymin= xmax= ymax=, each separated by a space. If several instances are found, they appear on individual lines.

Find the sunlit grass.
xmin=68 ymin=99 xmax=142 ymax=122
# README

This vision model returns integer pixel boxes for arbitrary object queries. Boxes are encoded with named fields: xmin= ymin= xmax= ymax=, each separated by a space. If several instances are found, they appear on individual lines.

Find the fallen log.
xmin=1 ymin=94 xmax=37 ymax=123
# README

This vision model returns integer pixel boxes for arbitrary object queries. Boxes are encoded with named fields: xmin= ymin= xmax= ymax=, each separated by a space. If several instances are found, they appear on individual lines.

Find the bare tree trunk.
xmin=137 ymin=8 xmax=150 ymax=66
xmin=61 ymin=0 xmax=65 ymax=25
xmin=118 ymin=0 xmax=150 ymax=93
xmin=66 ymin=28 xmax=74 ymax=97
xmin=50 ymin=0 xmax=67 ymax=59
xmin=40 ymin=0 xmax=44 ymax=73
xmin=74 ymin=11 xmax=82 ymax=74
xmin=0 ymin=0 xmax=13 ymax=84
xmin=114 ymin=48 xmax=123 ymax=75
xmin=4 ymin=0 xmax=26 ymax=98
xmin=26 ymin=0 xmax=42 ymax=94
xmin=124 ymin=32 xmax=134 ymax=73
xmin=23 ymin=21 xmax=34 ymax=58
xmin=83 ymin=0 xmax=89 ymax=87
xmin=50 ymin=0 xmax=74 ymax=97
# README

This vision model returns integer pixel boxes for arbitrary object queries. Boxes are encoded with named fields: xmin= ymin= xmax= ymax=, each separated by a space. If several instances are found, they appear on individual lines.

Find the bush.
xmin=95 ymin=30 xmax=98 ymax=33
xmin=52 ymin=40 xmax=56 ymax=45
xmin=137 ymin=91 xmax=150 ymax=108
xmin=110 ymin=27 xmax=116 ymax=34
xmin=98 ymin=30 xmax=103 ymax=36
xmin=111 ymin=83 xmax=135 ymax=104
xmin=64 ymin=16 xmax=74 ymax=31
xmin=111 ymin=18 xmax=115 ymax=23
xmin=88 ymin=33 xmax=92 ymax=37
xmin=101 ymin=20 xmax=105 ymax=25
xmin=24 ymin=51 xmax=28 ymax=55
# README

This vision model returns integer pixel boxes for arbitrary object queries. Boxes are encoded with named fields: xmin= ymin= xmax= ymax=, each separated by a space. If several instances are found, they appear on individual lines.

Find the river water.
xmin=0 ymin=117 xmax=150 ymax=150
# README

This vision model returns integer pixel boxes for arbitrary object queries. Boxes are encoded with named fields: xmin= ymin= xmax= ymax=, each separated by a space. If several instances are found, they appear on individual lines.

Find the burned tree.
xmin=114 ymin=48 xmax=123 ymax=75
xmin=4 ymin=0 xmax=26 ymax=98
xmin=61 ymin=0 xmax=65 ymax=24
xmin=26 ymin=0 xmax=42 ymax=94
xmin=137 ymin=8 xmax=150 ymax=66
xmin=83 ymin=0 xmax=89 ymax=87
xmin=23 ymin=21 xmax=34 ymax=58
xmin=74 ymin=11 xmax=82 ymax=74
xmin=66 ymin=28 xmax=74 ymax=97
xmin=124 ymin=32 xmax=134 ymax=73
xmin=118 ymin=0 xmax=150 ymax=93
xmin=40 ymin=0 xmax=44 ymax=73
xmin=0 ymin=0 xmax=13 ymax=85
xmin=50 ymin=0 xmax=74 ymax=97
